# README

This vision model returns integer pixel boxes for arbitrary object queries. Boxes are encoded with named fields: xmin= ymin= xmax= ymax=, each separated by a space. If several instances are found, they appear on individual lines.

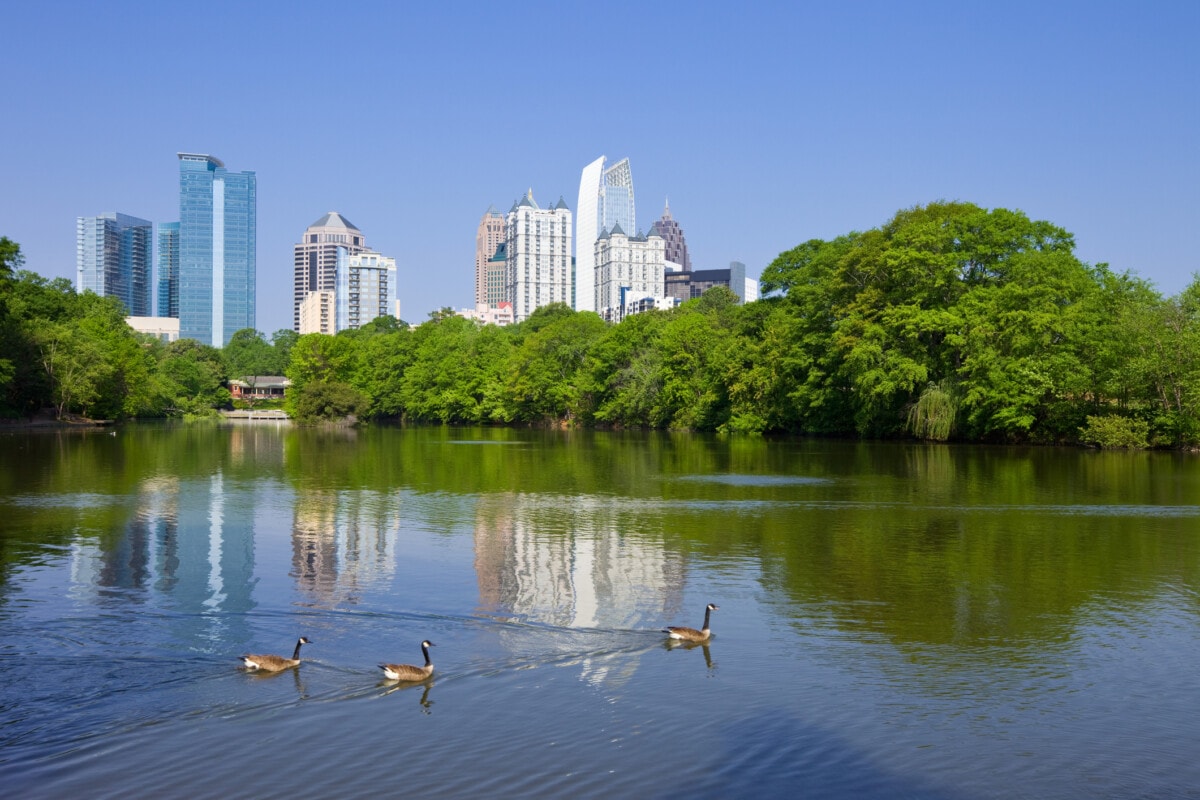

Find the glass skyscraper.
xmin=335 ymin=249 xmax=398 ymax=332
xmin=575 ymin=156 xmax=635 ymax=313
xmin=76 ymin=212 xmax=153 ymax=316
xmin=178 ymin=153 xmax=256 ymax=346
xmin=157 ymin=222 xmax=180 ymax=318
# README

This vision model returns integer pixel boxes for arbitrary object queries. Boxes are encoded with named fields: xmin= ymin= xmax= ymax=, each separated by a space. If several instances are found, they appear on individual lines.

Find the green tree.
xmin=154 ymin=339 xmax=230 ymax=415
xmin=761 ymin=202 xmax=1099 ymax=439
xmin=32 ymin=320 xmax=103 ymax=418
xmin=0 ymin=238 xmax=24 ymax=410
xmin=394 ymin=314 xmax=490 ymax=422
xmin=271 ymin=329 xmax=299 ymax=372
xmin=223 ymin=328 xmax=278 ymax=379
xmin=583 ymin=310 xmax=668 ymax=427
xmin=498 ymin=310 xmax=606 ymax=424
xmin=290 ymin=379 xmax=366 ymax=424
xmin=285 ymin=334 xmax=360 ymax=417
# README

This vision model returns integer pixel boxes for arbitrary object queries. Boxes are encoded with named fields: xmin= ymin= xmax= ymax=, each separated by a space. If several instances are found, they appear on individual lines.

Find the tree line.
xmin=3 ymin=201 xmax=1197 ymax=446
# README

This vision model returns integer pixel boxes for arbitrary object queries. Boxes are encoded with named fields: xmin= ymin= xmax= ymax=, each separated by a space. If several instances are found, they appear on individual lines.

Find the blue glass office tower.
xmin=76 ymin=212 xmax=153 ymax=316
xmin=178 ymin=153 xmax=256 ymax=346
xmin=157 ymin=222 xmax=180 ymax=318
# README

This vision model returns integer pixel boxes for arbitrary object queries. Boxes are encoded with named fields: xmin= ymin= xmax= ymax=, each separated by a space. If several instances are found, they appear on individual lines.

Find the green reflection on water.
xmin=1 ymin=424 xmax=1197 ymax=653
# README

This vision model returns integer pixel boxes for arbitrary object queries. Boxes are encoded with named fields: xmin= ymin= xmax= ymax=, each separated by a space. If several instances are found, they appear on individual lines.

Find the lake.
xmin=1 ymin=423 xmax=1198 ymax=799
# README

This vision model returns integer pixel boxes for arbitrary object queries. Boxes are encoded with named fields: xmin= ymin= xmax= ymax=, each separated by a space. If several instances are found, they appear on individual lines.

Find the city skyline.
xmin=2 ymin=2 xmax=1196 ymax=335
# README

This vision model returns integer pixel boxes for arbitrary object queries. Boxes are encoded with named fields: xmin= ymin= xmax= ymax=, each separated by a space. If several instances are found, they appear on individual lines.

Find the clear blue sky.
xmin=3 ymin=1 xmax=1196 ymax=334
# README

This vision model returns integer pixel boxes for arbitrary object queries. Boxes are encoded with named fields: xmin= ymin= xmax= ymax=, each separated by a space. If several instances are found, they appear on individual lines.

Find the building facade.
xmin=157 ymin=222 xmax=180 ymax=318
xmin=457 ymin=301 xmax=514 ymax=326
xmin=575 ymin=156 xmax=636 ymax=313
xmin=76 ymin=212 xmax=153 ymax=316
xmin=335 ymin=249 xmax=398 ymax=331
xmin=664 ymin=261 xmax=758 ymax=305
xmin=484 ymin=242 xmax=508 ymax=308
xmin=505 ymin=190 xmax=572 ymax=323
xmin=594 ymin=223 xmax=665 ymax=322
xmin=293 ymin=212 xmax=365 ymax=332
xmin=298 ymin=290 xmax=335 ymax=335
xmin=178 ymin=153 xmax=256 ymax=347
xmin=126 ymin=315 xmax=181 ymax=342
xmin=474 ymin=206 xmax=506 ymax=307
xmin=653 ymin=200 xmax=691 ymax=271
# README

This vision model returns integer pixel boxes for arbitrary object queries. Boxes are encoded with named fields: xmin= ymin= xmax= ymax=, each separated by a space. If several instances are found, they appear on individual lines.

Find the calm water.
xmin=1 ymin=424 xmax=1198 ymax=799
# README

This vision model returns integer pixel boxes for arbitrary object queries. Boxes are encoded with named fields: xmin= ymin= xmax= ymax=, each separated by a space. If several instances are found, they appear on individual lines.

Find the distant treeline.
xmin=3 ymin=202 xmax=1197 ymax=446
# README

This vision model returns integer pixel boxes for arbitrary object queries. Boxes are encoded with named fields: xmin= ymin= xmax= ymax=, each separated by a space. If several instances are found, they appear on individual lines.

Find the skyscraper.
xmin=178 ymin=153 xmax=256 ymax=347
xmin=157 ymin=222 xmax=180 ymax=318
xmin=335 ymin=249 xmax=399 ymax=331
xmin=594 ymin=223 xmax=665 ymax=322
xmin=575 ymin=156 xmax=636 ymax=313
xmin=506 ymin=189 xmax=572 ymax=323
xmin=653 ymin=199 xmax=691 ymax=271
xmin=474 ymin=206 xmax=506 ymax=307
xmin=76 ymin=212 xmax=153 ymax=316
xmin=485 ymin=242 xmax=508 ymax=308
xmin=293 ymin=212 xmax=365 ymax=332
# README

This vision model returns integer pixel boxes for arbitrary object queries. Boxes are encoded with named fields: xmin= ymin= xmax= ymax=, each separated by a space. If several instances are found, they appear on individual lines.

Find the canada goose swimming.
xmin=663 ymin=603 xmax=718 ymax=642
xmin=240 ymin=637 xmax=312 ymax=671
xmin=379 ymin=640 xmax=435 ymax=681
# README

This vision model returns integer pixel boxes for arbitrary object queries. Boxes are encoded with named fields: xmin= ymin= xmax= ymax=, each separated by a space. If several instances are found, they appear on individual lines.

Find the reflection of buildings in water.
xmin=291 ymin=490 xmax=398 ymax=604
xmin=67 ymin=472 xmax=255 ymax=646
xmin=473 ymin=493 xmax=687 ymax=687
xmin=226 ymin=423 xmax=287 ymax=469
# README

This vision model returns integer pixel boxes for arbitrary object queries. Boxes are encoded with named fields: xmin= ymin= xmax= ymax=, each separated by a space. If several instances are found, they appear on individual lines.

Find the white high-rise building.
xmin=505 ymin=189 xmax=572 ymax=323
xmin=595 ymin=224 xmax=665 ymax=322
xmin=575 ymin=156 xmax=635 ymax=313
xmin=335 ymin=250 xmax=399 ymax=331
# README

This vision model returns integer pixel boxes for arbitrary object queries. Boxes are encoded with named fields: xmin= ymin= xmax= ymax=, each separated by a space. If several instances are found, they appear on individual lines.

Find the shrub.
xmin=1079 ymin=414 xmax=1150 ymax=449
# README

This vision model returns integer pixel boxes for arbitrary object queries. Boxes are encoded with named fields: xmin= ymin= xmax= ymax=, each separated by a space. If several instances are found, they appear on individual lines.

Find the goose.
xmin=663 ymin=603 xmax=718 ymax=642
xmin=379 ymin=640 xmax=435 ymax=681
xmin=240 ymin=637 xmax=312 ymax=671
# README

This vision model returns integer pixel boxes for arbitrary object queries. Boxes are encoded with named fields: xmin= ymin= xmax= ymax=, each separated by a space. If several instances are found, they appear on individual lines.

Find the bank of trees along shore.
xmin=3 ymin=201 xmax=1198 ymax=446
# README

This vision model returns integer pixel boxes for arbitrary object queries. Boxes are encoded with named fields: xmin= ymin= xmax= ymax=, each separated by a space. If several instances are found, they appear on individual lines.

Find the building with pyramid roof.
xmin=293 ymin=211 xmax=366 ymax=331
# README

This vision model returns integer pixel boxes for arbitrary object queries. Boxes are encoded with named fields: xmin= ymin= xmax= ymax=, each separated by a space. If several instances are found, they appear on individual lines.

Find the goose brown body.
xmin=663 ymin=603 xmax=718 ymax=642
xmin=240 ymin=637 xmax=312 ymax=671
xmin=380 ymin=640 xmax=435 ymax=681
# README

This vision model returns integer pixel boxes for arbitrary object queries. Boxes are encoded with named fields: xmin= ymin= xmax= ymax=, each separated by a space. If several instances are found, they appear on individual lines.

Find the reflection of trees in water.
xmin=756 ymin=446 xmax=1200 ymax=657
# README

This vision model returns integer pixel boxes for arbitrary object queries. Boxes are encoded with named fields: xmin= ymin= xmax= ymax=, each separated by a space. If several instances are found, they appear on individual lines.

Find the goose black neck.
xmin=702 ymin=606 xmax=712 ymax=631
xmin=422 ymin=644 xmax=432 ymax=666
xmin=292 ymin=640 xmax=304 ymax=660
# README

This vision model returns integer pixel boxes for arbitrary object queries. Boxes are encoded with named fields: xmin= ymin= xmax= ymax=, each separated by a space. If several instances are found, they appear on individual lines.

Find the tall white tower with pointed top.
xmin=575 ymin=156 xmax=636 ymax=313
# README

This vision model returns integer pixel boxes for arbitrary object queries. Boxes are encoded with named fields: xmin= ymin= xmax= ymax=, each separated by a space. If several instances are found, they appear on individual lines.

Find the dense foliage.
xmin=0 ymin=236 xmax=291 ymax=421
xmin=3 ymin=202 xmax=1198 ymax=445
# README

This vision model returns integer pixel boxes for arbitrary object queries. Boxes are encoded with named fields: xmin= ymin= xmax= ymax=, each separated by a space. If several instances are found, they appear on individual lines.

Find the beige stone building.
xmin=474 ymin=206 xmax=506 ymax=307
xmin=298 ymin=290 xmax=335 ymax=335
